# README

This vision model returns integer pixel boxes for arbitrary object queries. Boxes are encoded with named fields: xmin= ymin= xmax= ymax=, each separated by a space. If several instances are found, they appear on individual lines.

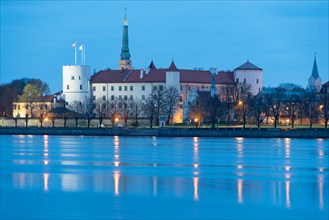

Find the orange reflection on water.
xmin=237 ymin=179 xmax=243 ymax=204
xmin=193 ymin=177 xmax=199 ymax=201
xmin=114 ymin=170 xmax=120 ymax=196
xmin=284 ymin=138 xmax=291 ymax=158
xmin=318 ymin=174 xmax=324 ymax=210
xmin=285 ymin=181 xmax=291 ymax=208
xmin=43 ymin=173 xmax=49 ymax=191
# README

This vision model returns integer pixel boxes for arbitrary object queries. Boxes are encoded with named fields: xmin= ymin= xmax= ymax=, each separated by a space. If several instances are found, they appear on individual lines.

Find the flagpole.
xmin=80 ymin=45 xmax=83 ymax=65
xmin=75 ymin=45 xmax=77 ymax=66
xmin=84 ymin=44 xmax=86 ymax=65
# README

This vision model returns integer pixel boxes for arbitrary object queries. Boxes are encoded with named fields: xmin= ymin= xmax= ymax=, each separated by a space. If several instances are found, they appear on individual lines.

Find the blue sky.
xmin=1 ymin=1 xmax=328 ymax=93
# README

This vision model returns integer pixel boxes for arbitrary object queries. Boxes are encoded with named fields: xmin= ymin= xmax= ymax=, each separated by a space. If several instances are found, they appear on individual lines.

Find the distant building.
xmin=13 ymin=92 xmax=65 ymax=118
xmin=319 ymin=81 xmax=329 ymax=94
xmin=308 ymin=55 xmax=322 ymax=92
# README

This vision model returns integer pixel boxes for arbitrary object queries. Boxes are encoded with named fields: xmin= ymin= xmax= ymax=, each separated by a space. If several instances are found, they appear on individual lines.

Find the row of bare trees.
xmin=67 ymin=86 xmax=181 ymax=128
xmin=188 ymin=83 xmax=329 ymax=129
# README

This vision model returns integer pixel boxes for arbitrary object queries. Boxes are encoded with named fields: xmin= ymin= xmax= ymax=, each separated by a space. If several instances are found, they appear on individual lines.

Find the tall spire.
xmin=119 ymin=7 xmax=132 ymax=70
xmin=311 ymin=54 xmax=319 ymax=78
xmin=308 ymin=53 xmax=322 ymax=92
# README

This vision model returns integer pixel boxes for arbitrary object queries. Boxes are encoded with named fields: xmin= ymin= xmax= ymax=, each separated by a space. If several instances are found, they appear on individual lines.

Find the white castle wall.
xmin=166 ymin=71 xmax=180 ymax=91
xmin=91 ymin=82 xmax=166 ymax=102
xmin=234 ymin=69 xmax=263 ymax=95
xmin=62 ymin=65 xmax=91 ymax=106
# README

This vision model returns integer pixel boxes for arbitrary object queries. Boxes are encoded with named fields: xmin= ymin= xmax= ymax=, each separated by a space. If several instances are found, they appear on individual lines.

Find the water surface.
xmin=1 ymin=135 xmax=328 ymax=219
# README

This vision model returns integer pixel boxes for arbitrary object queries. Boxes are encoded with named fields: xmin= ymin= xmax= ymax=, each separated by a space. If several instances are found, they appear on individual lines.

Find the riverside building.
xmin=62 ymin=12 xmax=263 ymax=122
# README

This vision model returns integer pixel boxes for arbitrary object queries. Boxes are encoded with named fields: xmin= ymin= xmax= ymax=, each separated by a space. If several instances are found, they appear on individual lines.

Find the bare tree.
xmin=144 ymin=94 xmax=156 ymax=128
xmin=95 ymin=98 xmax=108 ymax=128
xmin=263 ymin=87 xmax=286 ymax=128
xmin=301 ymin=88 xmax=319 ymax=128
xmin=249 ymin=94 xmax=266 ymax=129
xmin=131 ymin=99 xmax=144 ymax=127
xmin=163 ymin=86 xmax=180 ymax=124
xmin=106 ymin=97 xmax=121 ymax=127
xmin=121 ymin=99 xmax=133 ymax=127
xmin=223 ymin=84 xmax=237 ymax=126
xmin=83 ymin=98 xmax=95 ymax=128
xmin=68 ymin=100 xmax=84 ymax=128
xmin=35 ymin=104 xmax=48 ymax=128
xmin=235 ymin=83 xmax=252 ymax=129
xmin=188 ymin=92 xmax=209 ymax=128
xmin=208 ymin=94 xmax=223 ymax=129
xmin=319 ymin=92 xmax=329 ymax=129
xmin=153 ymin=88 xmax=166 ymax=126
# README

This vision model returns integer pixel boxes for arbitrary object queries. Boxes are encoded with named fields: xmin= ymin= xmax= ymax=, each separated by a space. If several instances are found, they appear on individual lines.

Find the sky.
xmin=1 ymin=0 xmax=328 ymax=93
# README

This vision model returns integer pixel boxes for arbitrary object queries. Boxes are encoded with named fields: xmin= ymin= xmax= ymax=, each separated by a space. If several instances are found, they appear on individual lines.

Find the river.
xmin=1 ymin=135 xmax=328 ymax=219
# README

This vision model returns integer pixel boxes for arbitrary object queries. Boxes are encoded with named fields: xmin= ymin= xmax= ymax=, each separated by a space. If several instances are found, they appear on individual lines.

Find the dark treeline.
xmin=0 ymin=78 xmax=50 ymax=117
xmin=188 ymin=83 xmax=329 ymax=129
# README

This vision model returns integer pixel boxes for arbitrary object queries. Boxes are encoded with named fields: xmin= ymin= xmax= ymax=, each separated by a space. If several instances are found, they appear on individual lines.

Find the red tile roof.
xmin=91 ymin=63 xmax=235 ymax=85
xmin=235 ymin=60 xmax=262 ymax=70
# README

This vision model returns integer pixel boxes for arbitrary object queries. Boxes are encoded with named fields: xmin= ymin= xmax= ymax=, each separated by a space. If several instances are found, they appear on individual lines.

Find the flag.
xmin=79 ymin=45 xmax=83 ymax=51
xmin=72 ymin=42 xmax=76 ymax=47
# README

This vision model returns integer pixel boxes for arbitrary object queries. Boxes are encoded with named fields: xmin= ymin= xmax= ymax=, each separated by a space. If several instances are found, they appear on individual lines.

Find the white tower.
xmin=234 ymin=60 xmax=263 ymax=96
xmin=62 ymin=65 xmax=91 ymax=106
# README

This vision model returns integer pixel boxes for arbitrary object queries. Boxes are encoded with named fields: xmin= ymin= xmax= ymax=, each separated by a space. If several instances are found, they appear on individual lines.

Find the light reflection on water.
xmin=1 ymin=135 xmax=328 ymax=219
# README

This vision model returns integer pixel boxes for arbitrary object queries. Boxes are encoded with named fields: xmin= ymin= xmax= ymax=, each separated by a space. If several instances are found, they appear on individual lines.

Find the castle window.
xmin=71 ymin=76 xmax=75 ymax=80
xmin=80 ymin=85 xmax=82 ymax=90
xmin=93 ymin=86 xmax=96 ymax=91
xmin=103 ymin=95 xmax=106 ymax=101
xmin=124 ymin=86 xmax=127 ymax=91
xmin=124 ymin=95 xmax=127 ymax=100
xmin=256 ymin=78 xmax=259 ymax=84
xmin=130 ymin=103 xmax=133 ymax=108
xmin=180 ymin=86 xmax=182 ymax=90
xmin=79 ymin=76 xmax=81 ymax=80
xmin=119 ymin=86 xmax=122 ymax=91
xmin=103 ymin=86 xmax=106 ymax=91
xmin=159 ymin=85 xmax=164 ymax=91
xmin=67 ymin=85 xmax=70 ymax=90
xmin=142 ymin=95 xmax=145 ymax=100
xmin=18 ymin=105 xmax=20 ymax=110
xmin=236 ymin=78 xmax=239 ymax=83
xmin=153 ymin=85 xmax=157 ymax=91
xmin=119 ymin=95 xmax=122 ymax=100
xmin=111 ymin=95 xmax=114 ymax=100
xmin=244 ymin=78 xmax=246 ymax=83
xmin=130 ymin=95 xmax=133 ymax=100
xmin=93 ymin=96 xmax=96 ymax=100
xmin=259 ymin=87 xmax=261 ymax=92
xmin=103 ymin=103 xmax=106 ymax=109
xmin=142 ymin=85 xmax=145 ymax=91
xmin=180 ymin=96 xmax=183 ymax=102
xmin=130 ymin=86 xmax=133 ymax=91
xmin=188 ymin=86 xmax=191 ymax=91
xmin=44 ymin=105 xmax=48 ymax=110
xmin=111 ymin=86 xmax=114 ymax=91
xmin=14 ymin=104 xmax=17 ymax=110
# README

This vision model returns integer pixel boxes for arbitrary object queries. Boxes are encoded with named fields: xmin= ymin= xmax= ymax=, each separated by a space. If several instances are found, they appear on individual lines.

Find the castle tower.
xmin=62 ymin=65 xmax=91 ymax=107
xmin=308 ymin=55 xmax=322 ymax=92
xmin=119 ymin=8 xmax=132 ymax=70
xmin=234 ymin=60 xmax=263 ymax=95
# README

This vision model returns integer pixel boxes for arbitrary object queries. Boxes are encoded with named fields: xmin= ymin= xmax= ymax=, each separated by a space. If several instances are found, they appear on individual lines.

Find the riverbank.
xmin=0 ymin=127 xmax=328 ymax=138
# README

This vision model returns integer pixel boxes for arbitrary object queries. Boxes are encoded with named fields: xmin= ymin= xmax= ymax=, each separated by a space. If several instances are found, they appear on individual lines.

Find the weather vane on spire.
xmin=123 ymin=7 xmax=128 ymax=26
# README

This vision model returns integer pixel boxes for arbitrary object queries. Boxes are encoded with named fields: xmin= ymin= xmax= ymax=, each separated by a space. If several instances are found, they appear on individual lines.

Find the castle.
xmin=61 ymin=13 xmax=263 ymax=122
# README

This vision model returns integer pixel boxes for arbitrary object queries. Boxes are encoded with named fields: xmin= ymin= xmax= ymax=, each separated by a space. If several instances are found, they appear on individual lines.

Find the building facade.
xmin=62 ymin=13 xmax=263 ymax=122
